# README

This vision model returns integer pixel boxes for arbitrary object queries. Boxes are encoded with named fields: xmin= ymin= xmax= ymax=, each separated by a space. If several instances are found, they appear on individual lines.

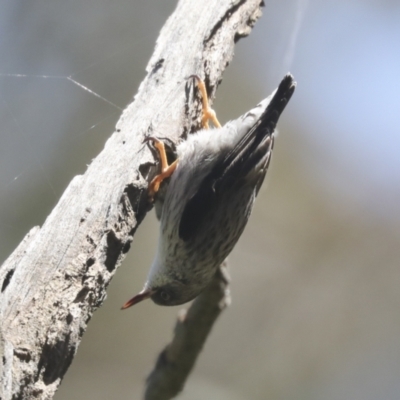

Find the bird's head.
xmin=121 ymin=280 xmax=202 ymax=308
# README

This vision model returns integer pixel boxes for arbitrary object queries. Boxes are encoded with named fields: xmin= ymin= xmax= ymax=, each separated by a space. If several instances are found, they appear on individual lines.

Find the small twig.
xmin=145 ymin=263 xmax=230 ymax=400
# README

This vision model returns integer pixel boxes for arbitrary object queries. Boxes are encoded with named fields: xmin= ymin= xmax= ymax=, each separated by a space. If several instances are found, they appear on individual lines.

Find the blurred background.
xmin=1 ymin=0 xmax=400 ymax=399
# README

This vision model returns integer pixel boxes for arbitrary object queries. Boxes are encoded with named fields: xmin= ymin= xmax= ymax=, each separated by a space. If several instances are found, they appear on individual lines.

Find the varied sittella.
xmin=122 ymin=74 xmax=296 ymax=308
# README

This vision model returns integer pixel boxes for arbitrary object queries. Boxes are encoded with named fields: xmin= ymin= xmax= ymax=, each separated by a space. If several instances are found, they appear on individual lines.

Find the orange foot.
xmin=190 ymin=75 xmax=221 ymax=129
xmin=145 ymin=137 xmax=178 ymax=201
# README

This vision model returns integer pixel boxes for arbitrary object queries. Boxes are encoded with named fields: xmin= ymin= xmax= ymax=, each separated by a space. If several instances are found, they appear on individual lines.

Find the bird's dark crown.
xmin=150 ymin=281 xmax=202 ymax=306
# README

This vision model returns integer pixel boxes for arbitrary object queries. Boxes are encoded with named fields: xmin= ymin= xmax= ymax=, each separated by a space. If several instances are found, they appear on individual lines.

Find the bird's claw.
xmin=145 ymin=74 xmax=220 ymax=201
xmin=189 ymin=75 xmax=221 ymax=129
xmin=145 ymin=137 xmax=178 ymax=202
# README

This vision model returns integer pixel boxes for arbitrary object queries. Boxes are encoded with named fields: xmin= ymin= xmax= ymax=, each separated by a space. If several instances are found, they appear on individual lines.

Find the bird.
xmin=122 ymin=74 xmax=296 ymax=308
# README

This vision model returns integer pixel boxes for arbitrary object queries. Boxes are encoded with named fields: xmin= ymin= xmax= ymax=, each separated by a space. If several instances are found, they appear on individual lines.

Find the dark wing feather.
xmin=179 ymin=74 xmax=296 ymax=242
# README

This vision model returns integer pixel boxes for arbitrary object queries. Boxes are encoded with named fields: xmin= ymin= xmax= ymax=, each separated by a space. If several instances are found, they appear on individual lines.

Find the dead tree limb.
xmin=0 ymin=0 xmax=264 ymax=398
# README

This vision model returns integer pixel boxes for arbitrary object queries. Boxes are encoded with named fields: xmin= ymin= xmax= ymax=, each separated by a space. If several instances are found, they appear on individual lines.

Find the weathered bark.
xmin=0 ymin=0 xmax=264 ymax=398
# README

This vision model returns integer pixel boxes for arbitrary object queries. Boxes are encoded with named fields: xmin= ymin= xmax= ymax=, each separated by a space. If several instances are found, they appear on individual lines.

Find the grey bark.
xmin=0 ymin=0 xmax=264 ymax=399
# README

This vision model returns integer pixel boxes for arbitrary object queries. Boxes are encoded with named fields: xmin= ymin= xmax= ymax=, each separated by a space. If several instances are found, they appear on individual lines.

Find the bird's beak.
xmin=121 ymin=289 xmax=154 ymax=310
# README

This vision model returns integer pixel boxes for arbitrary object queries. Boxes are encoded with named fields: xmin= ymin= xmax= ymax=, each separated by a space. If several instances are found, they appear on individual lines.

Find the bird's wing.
xmin=179 ymin=74 xmax=296 ymax=242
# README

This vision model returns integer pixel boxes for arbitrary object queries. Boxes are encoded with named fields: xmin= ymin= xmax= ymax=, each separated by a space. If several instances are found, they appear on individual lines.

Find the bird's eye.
xmin=160 ymin=291 xmax=170 ymax=301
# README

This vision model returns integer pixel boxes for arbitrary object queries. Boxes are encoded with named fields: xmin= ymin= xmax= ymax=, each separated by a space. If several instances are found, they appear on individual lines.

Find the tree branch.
xmin=0 ymin=0 xmax=264 ymax=398
xmin=145 ymin=263 xmax=230 ymax=400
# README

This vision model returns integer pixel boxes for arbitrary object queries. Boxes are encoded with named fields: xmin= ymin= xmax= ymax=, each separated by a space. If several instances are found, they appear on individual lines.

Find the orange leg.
xmin=147 ymin=138 xmax=178 ymax=200
xmin=191 ymin=76 xmax=221 ymax=129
